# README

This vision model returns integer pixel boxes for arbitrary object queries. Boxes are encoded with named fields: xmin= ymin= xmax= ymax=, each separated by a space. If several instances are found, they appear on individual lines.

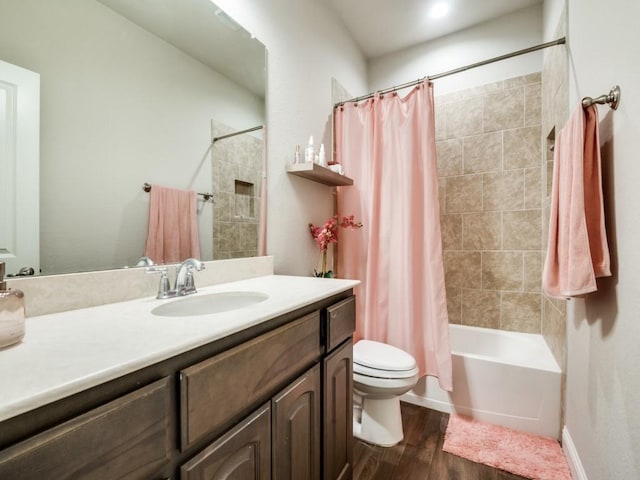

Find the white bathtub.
xmin=402 ymin=324 xmax=562 ymax=439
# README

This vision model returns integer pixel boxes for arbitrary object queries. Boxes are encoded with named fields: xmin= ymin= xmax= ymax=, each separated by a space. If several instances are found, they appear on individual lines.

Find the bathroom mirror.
xmin=0 ymin=0 xmax=266 ymax=276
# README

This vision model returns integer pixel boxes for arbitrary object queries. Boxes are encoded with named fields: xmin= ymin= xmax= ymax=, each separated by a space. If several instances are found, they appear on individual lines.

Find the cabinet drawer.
xmin=325 ymin=296 xmax=355 ymax=352
xmin=180 ymin=312 xmax=322 ymax=449
xmin=0 ymin=377 xmax=172 ymax=480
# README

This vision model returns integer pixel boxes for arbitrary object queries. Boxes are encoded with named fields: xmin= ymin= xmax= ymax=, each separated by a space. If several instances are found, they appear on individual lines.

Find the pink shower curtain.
xmin=335 ymin=81 xmax=452 ymax=391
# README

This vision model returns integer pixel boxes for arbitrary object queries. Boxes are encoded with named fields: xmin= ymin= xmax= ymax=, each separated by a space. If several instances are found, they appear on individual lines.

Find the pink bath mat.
xmin=443 ymin=414 xmax=571 ymax=480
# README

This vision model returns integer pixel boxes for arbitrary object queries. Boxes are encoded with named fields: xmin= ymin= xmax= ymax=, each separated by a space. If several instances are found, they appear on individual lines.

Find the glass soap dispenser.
xmin=0 ymin=262 xmax=25 ymax=348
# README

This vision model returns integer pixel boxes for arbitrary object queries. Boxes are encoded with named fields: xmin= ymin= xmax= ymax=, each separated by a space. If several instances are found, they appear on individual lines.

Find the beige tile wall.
xmin=211 ymin=120 xmax=263 ymax=259
xmin=436 ymin=72 xmax=544 ymax=333
xmin=541 ymin=11 xmax=569 ymax=373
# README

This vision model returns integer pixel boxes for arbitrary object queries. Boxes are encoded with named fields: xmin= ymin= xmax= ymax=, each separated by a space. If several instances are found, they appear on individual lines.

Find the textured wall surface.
xmin=211 ymin=120 xmax=263 ymax=259
xmin=541 ymin=8 xmax=568 ymax=374
xmin=436 ymin=73 xmax=544 ymax=334
xmin=563 ymin=0 xmax=640 ymax=478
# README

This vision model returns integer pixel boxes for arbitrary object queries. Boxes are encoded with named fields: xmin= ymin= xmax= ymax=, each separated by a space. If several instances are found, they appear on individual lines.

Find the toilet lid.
xmin=353 ymin=340 xmax=417 ymax=372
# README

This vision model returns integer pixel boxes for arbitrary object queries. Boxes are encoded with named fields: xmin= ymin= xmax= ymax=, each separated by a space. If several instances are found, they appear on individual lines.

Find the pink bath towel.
xmin=144 ymin=184 xmax=201 ymax=264
xmin=543 ymin=104 xmax=611 ymax=299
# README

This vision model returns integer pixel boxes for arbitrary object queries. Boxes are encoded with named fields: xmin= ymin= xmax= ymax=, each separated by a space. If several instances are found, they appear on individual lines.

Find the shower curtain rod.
xmin=212 ymin=124 xmax=264 ymax=144
xmin=335 ymin=37 xmax=566 ymax=107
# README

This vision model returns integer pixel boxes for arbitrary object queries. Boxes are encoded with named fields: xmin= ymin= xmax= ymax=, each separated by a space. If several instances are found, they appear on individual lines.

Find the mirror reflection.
xmin=0 ymin=0 xmax=266 ymax=276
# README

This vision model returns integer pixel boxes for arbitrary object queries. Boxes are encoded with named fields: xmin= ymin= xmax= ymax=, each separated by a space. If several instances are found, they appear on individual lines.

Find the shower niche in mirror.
xmin=0 ymin=0 xmax=266 ymax=276
xmin=211 ymin=120 xmax=264 ymax=260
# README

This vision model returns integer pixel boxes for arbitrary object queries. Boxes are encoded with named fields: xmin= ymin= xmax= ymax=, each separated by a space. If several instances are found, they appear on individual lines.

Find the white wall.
xmin=561 ymin=0 xmax=640 ymax=478
xmin=215 ymin=0 xmax=368 ymax=275
xmin=542 ymin=0 xmax=565 ymax=41
xmin=368 ymin=4 xmax=543 ymax=97
xmin=0 ymin=0 xmax=264 ymax=274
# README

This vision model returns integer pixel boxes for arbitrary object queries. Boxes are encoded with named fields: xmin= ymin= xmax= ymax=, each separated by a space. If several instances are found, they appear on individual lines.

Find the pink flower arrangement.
xmin=309 ymin=214 xmax=363 ymax=277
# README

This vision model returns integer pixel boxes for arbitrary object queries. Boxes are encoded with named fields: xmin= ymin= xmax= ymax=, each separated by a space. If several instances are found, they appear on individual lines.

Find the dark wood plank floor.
xmin=353 ymin=402 xmax=529 ymax=480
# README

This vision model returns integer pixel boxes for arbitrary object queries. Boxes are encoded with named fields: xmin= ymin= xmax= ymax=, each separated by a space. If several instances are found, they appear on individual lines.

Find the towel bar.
xmin=143 ymin=183 xmax=213 ymax=202
xmin=581 ymin=85 xmax=621 ymax=110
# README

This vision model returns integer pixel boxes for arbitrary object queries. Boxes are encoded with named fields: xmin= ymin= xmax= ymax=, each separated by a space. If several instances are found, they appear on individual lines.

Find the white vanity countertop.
xmin=0 ymin=274 xmax=359 ymax=423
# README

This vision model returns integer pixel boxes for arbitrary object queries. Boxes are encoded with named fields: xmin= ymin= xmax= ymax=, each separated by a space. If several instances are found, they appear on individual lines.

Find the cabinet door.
xmin=272 ymin=364 xmax=320 ymax=480
xmin=180 ymin=403 xmax=271 ymax=480
xmin=0 ymin=377 xmax=172 ymax=480
xmin=323 ymin=340 xmax=353 ymax=480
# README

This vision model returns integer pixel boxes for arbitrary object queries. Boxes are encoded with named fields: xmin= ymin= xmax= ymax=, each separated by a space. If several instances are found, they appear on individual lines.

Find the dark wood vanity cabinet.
xmin=180 ymin=403 xmax=272 ymax=480
xmin=0 ymin=377 xmax=172 ymax=479
xmin=183 ymin=363 xmax=322 ymax=480
xmin=323 ymin=296 xmax=355 ymax=480
xmin=323 ymin=340 xmax=354 ymax=480
xmin=0 ymin=292 xmax=356 ymax=480
xmin=179 ymin=312 xmax=322 ymax=451
xmin=272 ymin=364 xmax=321 ymax=480
xmin=179 ymin=312 xmax=323 ymax=480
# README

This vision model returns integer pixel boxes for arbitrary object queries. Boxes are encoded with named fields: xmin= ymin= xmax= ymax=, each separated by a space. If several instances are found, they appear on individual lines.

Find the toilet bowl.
xmin=352 ymin=340 xmax=419 ymax=447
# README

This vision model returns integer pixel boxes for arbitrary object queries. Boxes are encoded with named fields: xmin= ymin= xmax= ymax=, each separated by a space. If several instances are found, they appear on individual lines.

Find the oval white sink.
xmin=151 ymin=291 xmax=269 ymax=317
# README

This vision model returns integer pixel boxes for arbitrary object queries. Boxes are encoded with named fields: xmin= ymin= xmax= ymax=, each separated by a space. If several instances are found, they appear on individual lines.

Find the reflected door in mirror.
xmin=0 ymin=59 xmax=39 ymax=276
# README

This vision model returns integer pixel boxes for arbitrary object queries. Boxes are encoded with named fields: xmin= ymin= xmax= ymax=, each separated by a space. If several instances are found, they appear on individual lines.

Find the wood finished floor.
xmin=353 ymin=402 xmax=529 ymax=480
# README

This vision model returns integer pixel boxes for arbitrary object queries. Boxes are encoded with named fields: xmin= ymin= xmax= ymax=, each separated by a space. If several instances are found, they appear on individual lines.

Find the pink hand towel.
xmin=144 ymin=184 xmax=201 ymax=264
xmin=543 ymin=104 xmax=611 ymax=299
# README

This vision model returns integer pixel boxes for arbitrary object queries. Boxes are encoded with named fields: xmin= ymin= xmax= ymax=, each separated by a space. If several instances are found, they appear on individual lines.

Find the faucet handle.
xmin=146 ymin=266 xmax=171 ymax=299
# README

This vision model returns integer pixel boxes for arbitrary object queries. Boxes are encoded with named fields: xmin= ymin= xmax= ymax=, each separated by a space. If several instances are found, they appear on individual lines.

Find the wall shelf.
xmin=286 ymin=163 xmax=353 ymax=187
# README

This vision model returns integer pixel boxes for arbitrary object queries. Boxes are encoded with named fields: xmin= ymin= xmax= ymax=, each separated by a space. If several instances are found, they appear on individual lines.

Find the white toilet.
xmin=352 ymin=340 xmax=419 ymax=447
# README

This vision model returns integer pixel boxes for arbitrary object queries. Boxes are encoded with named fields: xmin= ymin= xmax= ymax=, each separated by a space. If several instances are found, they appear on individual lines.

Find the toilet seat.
xmin=354 ymin=362 xmax=419 ymax=379
xmin=353 ymin=340 xmax=419 ymax=379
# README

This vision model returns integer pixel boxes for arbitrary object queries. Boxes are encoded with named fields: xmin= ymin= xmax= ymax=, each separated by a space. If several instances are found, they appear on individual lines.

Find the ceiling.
xmin=96 ymin=0 xmax=543 ymax=94
xmin=98 ymin=0 xmax=266 ymax=98
xmin=320 ymin=0 xmax=543 ymax=59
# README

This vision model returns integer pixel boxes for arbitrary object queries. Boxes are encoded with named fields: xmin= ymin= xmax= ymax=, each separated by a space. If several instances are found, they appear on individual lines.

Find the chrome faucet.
xmin=174 ymin=258 xmax=205 ymax=296
xmin=135 ymin=256 xmax=155 ymax=266
xmin=146 ymin=258 xmax=205 ymax=299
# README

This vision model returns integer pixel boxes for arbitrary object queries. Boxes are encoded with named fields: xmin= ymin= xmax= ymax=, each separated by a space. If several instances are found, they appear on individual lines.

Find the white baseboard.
xmin=562 ymin=426 xmax=588 ymax=480
xmin=401 ymin=391 xmax=452 ymax=413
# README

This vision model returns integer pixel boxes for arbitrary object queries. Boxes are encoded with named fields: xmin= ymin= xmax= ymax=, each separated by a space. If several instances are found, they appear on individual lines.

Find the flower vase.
xmin=315 ymin=251 xmax=333 ymax=278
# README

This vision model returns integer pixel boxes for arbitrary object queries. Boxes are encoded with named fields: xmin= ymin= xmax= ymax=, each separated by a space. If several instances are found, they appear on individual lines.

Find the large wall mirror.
xmin=0 ymin=0 xmax=266 ymax=276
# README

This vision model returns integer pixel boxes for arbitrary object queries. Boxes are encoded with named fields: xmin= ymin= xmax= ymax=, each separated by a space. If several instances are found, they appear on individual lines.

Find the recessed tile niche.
xmin=211 ymin=120 xmax=262 ymax=259
xmin=234 ymin=180 xmax=255 ymax=219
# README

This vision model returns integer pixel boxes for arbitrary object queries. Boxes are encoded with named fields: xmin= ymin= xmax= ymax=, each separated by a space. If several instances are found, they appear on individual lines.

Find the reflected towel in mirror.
xmin=144 ymin=184 xmax=201 ymax=264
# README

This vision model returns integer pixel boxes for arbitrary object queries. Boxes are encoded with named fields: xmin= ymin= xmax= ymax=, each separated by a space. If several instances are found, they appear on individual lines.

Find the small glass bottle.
xmin=318 ymin=144 xmax=327 ymax=166
xmin=0 ymin=263 xmax=26 ymax=348
xmin=293 ymin=144 xmax=301 ymax=164
xmin=305 ymin=136 xmax=315 ymax=163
